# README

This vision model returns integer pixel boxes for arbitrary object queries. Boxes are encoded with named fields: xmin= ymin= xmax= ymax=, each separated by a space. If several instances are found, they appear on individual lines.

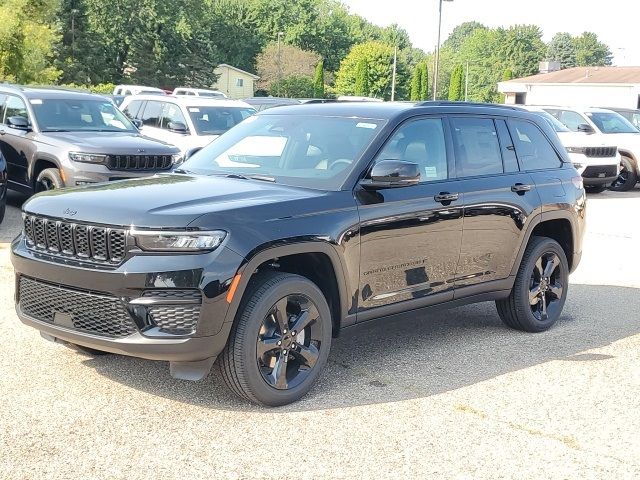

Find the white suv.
xmin=542 ymin=106 xmax=639 ymax=191
xmin=172 ymin=87 xmax=227 ymax=98
xmin=120 ymin=95 xmax=255 ymax=157
xmin=522 ymin=107 xmax=620 ymax=192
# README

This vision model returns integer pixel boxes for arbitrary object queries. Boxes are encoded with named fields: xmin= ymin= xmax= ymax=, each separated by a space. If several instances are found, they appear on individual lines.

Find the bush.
xmin=269 ymin=75 xmax=315 ymax=98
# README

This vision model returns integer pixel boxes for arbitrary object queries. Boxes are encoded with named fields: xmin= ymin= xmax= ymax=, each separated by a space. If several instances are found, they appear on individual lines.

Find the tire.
xmin=609 ymin=156 xmax=638 ymax=192
xmin=0 ymin=184 xmax=6 ymax=225
xmin=496 ymin=236 xmax=569 ymax=333
xmin=35 ymin=168 xmax=64 ymax=193
xmin=219 ymin=271 xmax=332 ymax=406
xmin=585 ymin=185 xmax=606 ymax=194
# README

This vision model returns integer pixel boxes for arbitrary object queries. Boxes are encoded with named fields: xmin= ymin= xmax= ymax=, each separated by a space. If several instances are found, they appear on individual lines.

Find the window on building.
xmin=236 ymin=78 xmax=244 ymax=87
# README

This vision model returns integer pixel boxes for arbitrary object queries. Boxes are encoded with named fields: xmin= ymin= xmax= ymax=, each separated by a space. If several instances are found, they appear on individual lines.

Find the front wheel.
xmin=609 ymin=156 xmax=638 ymax=192
xmin=35 ymin=168 xmax=64 ymax=192
xmin=585 ymin=185 xmax=606 ymax=194
xmin=496 ymin=236 xmax=569 ymax=332
xmin=219 ymin=272 xmax=332 ymax=406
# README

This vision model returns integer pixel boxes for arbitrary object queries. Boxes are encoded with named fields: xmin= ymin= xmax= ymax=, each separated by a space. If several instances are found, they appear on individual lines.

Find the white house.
xmin=212 ymin=64 xmax=260 ymax=99
xmin=498 ymin=65 xmax=640 ymax=109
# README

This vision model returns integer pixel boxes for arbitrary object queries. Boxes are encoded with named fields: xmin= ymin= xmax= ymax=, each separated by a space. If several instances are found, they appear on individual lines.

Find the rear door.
xmin=137 ymin=100 xmax=165 ymax=142
xmin=450 ymin=116 xmax=540 ymax=291
xmin=356 ymin=116 xmax=464 ymax=319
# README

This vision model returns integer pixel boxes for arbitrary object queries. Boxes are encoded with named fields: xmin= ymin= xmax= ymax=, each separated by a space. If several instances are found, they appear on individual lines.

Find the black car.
xmin=0 ymin=149 xmax=6 ymax=224
xmin=12 ymin=102 xmax=586 ymax=406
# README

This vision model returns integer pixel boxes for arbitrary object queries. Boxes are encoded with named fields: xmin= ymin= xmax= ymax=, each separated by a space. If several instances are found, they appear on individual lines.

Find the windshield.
xmin=187 ymin=106 xmax=256 ymax=135
xmin=199 ymin=92 xmax=225 ymax=98
xmin=587 ymin=112 xmax=638 ymax=134
xmin=533 ymin=111 xmax=570 ymax=132
xmin=32 ymin=98 xmax=137 ymax=132
xmin=182 ymin=114 xmax=385 ymax=190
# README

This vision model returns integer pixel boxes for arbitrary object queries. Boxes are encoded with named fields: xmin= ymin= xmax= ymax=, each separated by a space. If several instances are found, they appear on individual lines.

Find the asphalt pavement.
xmin=1 ymin=189 xmax=639 ymax=479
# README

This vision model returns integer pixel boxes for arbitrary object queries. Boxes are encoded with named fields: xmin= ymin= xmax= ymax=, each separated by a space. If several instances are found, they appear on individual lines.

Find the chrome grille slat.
xmin=584 ymin=146 xmax=617 ymax=158
xmin=23 ymin=215 xmax=127 ymax=265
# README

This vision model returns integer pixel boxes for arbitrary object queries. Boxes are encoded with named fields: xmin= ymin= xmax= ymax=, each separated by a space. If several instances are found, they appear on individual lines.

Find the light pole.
xmin=276 ymin=31 xmax=284 ymax=97
xmin=71 ymin=9 xmax=79 ymax=63
xmin=432 ymin=0 xmax=453 ymax=100
xmin=391 ymin=44 xmax=397 ymax=101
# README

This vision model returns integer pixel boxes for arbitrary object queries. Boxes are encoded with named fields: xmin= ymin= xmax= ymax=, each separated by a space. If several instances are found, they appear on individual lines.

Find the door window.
xmin=0 ymin=94 xmax=6 ymax=122
xmin=508 ymin=119 xmax=562 ymax=171
xmin=160 ymin=103 xmax=187 ymax=129
xmin=375 ymin=118 xmax=448 ymax=182
xmin=122 ymin=100 xmax=143 ymax=119
xmin=450 ymin=117 xmax=503 ymax=177
xmin=3 ymin=96 xmax=29 ymax=125
xmin=140 ymin=101 xmax=163 ymax=127
xmin=545 ymin=109 xmax=588 ymax=131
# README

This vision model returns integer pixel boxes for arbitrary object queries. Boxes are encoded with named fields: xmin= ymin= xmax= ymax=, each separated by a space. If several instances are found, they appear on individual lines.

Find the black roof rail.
xmin=416 ymin=100 xmax=524 ymax=110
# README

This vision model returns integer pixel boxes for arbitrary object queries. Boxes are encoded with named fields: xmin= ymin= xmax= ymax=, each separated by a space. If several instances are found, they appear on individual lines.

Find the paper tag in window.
xmin=189 ymin=107 xmax=200 ymax=112
xmin=30 ymin=99 xmax=43 ymax=105
xmin=424 ymin=166 xmax=438 ymax=178
xmin=356 ymin=122 xmax=377 ymax=129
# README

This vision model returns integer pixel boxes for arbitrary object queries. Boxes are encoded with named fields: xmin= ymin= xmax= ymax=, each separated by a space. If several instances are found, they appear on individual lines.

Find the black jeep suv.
xmin=12 ymin=102 xmax=586 ymax=406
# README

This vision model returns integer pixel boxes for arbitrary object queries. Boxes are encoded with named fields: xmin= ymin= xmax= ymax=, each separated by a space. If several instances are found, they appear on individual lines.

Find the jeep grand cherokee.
xmin=12 ymin=102 xmax=586 ymax=406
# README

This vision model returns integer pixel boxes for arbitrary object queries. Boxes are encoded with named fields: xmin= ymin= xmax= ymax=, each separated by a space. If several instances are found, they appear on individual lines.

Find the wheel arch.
xmin=225 ymin=242 xmax=351 ymax=336
xmin=510 ymin=211 xmax=578 ymax=276
xmin=30 ymin=156 xmax=62 ymax=190
xmin=616 ymin=149 xmax=639 ymax=173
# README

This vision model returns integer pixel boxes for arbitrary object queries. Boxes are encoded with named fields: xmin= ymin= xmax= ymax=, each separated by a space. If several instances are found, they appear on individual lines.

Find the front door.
xmin=356 ymin=117 xmax=464 ymax=320
xmin=0 ymin=95 xmax=33 ymax=189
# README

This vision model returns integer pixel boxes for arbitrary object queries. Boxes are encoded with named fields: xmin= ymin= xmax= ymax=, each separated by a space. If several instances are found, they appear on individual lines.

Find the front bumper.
xmin=11 ymin=237 xmax=243 ymax=364
xmin=61 ymin=161 xmax=174 ymax=187
xmin=568 ymin=153 xmax=620 ymax=186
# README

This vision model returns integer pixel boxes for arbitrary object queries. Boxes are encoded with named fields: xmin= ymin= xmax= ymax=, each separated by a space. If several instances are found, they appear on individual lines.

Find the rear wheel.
xmin=609 ymin=156 xmax=638 ymax=192
xmin=219 ymin=271 xmax=332 ymax=406
xmin=35 ymin=168 xmax=64 ymax=192
xmin=496 ymin=236 xmax=568 ymax=332
xmin=585 ymin=185 xmax=606 ymax=194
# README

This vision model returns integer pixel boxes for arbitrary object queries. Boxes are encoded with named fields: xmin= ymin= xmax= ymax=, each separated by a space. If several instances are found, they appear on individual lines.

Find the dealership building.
xmin=498 ymin=64 xmax=640 ymax=109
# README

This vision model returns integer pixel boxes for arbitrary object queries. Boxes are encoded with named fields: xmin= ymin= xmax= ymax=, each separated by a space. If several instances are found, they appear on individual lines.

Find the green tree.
xmin=547 ymin=32 xmax=576 ymax=69
xmin=502 ymin=68 xmax=513 ymax=81
xmin=269 ymin=74 xmax=315 ymax=97
xmin=313 ymin=59 xmax=325 ymax=98
xmin=448 ymin=64 xmax=464 ymax=101
xmin=354 ymin=57 xmax=369 ymax=96
xmin=443 ymin=21 xmax=487 ymax=50
xmin=256 ymin=42 xmax=320 ymax=92
xmin=573 ymin=32 xmax=612 ymax=66
xmin=335 ymin=41 xmax=408 ymax=99
xmin=419 ymin=63 xmax=429 ymax=100
xmin=501 ymin=25 xmax=546 ymax=78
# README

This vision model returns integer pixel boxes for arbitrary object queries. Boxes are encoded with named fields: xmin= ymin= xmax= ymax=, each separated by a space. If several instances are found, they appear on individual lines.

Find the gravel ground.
xmin=1 ymin=189 xmax=639 ymax=479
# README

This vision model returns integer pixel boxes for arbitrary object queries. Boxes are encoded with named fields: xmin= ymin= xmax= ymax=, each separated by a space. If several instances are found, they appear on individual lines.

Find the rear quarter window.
xmin=508 ymin=119 xmax=562 ymax=171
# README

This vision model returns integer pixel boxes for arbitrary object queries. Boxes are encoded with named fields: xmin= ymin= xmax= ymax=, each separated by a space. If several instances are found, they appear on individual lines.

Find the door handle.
xmin=511 ymin=183 xmax=532 ymax=194
xmin=434 ymin=192 xmax=459 ymax=204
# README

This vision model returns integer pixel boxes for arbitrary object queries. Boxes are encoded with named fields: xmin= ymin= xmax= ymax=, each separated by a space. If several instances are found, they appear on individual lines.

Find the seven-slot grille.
xmin=107 ymin=154 xmax=173 ymax=171
xmin=18 ymin=277 xmax=137 ymax=338
xmin=584 ymin=146 xmax=617 ymax=158
xmin=23 ymin=215 xmax=127 ymax=264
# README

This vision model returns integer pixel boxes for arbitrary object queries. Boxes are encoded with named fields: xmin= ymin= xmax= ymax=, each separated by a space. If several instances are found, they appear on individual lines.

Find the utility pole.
xmin=391 ymin=44 xmax=397 ymax=101
xmin=433 ymin=0 xmax=453 ymax=100
xmin=277 ymin=32 xmax=284 ymax=97
xmin=71 ymin=9 xmax=79 ymax=63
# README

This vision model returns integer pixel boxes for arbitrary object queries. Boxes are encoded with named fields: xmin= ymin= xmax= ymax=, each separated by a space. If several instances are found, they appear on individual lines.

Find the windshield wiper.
xmin=42 ymin=129 xmax=72 ymax=132
xmin=215 ymin=173 xmax=276 ymax=183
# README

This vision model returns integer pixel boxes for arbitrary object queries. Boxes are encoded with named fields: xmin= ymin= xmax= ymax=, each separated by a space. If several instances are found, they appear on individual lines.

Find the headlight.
xmin=69 ymin=152 xmax=108 ymax=164
xmin=566 ymin=147 xmax=586 ymax=154
xmin=171 ymin=154 xmax=184 ymax=165
xmin=132 ymin=229 xmax=226 ymax=252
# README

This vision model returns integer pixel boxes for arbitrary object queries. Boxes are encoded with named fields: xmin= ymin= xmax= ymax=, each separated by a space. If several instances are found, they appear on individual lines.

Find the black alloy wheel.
xmin=529 ymin=252 xmax=564 ymax=321
xmin=256 ymin=294 xmax=323 ymax=390
xmin=609 ymin=157 xmax=638 ymax=191
xmin=35 ymin=168 xmax=64 ymax=193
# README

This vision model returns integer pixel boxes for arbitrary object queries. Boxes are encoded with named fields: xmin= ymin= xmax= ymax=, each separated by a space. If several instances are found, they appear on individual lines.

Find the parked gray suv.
xmin=0 ymin=86 xmax=181 ymax=193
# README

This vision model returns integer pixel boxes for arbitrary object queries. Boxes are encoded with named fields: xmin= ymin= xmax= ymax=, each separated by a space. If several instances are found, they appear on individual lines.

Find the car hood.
xmin=33 ymin=131 xmax=180 ymax=154
xmin=23 ymin=174 xmax=325 ymax=228
xmin=556 ymin=131 xmax=618 ymax=147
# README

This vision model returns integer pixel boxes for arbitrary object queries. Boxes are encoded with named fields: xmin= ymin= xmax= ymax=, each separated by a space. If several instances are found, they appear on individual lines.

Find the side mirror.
xmin=168 ymin=121 xmax=188 ymax=133
xmin=7 ymin=116 xmax=30 ymax=131
xmin=360 ymin=160 xmax=421 ymax=189
xmin=577 ymin=123 xmax=595 ymax=134
xmin=132 ymin=119 xmax=143 ymax=129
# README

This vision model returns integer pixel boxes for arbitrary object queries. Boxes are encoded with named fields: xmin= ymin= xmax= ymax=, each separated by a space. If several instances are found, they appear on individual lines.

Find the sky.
xmin=342 ymin=0 xmax=639 ymax=66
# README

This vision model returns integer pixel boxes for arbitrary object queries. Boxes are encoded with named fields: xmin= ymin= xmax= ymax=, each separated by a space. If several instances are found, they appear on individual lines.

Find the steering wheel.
xmin=329 ymin=159 xmax=352 ymax=171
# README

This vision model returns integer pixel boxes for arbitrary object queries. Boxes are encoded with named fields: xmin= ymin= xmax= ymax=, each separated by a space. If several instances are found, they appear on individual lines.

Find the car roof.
xmin=0 ymin=85 xmax=110 ymax=101
xmin=257 ymin=101 xmax=528 ymax=119
xmin=173 ymin=87 xmax=223 ymax=93
xmin=121 ymin=94 xmax=254 ymax=109
xmin=532 ymin=105 xmax=617 ymax=113
xmin=244 ymin=97 xmax=301 ymax=105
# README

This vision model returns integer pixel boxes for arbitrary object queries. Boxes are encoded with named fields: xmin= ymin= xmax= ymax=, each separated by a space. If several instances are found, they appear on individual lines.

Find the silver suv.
xmin=0 ymin=86 xmax=181 ymax=194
